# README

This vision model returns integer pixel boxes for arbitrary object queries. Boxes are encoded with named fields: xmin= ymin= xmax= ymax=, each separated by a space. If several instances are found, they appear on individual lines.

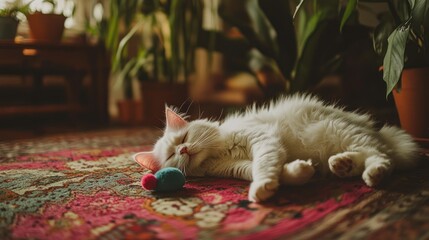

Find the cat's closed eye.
xmin=165 ymin=152 xmax=174 ymax=161
xmin=181 ymin=132 xmax=188 ymax=143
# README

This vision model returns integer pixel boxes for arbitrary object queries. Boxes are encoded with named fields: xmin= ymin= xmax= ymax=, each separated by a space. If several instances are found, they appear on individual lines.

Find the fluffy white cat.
xmin=134 ymin=94 xmax=419 ymax=202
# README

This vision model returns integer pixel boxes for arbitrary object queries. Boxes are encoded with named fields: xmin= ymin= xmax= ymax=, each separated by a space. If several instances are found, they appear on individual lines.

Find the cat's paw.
xmin=281 ymin=159 xmax=315 ymax=185
xmin=328 ymin=152 xmax=363 ymax=178
xmin=362 ymin=162 xmax=392 ymax=187
xmin=248 ymin=179 xmax=279 ymax=202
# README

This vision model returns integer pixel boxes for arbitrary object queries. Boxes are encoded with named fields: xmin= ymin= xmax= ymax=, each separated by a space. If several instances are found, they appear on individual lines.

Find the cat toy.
xmin=141 ymin=167 xmax=185 ymax=192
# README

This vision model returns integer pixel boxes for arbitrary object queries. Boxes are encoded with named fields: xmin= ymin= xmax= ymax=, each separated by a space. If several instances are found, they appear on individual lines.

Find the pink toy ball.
xmin=141 ymin=174 xmax=157 ymax=190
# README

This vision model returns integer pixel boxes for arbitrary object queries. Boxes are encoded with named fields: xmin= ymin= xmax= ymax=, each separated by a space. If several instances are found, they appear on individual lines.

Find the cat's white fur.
xmin=134 ymin=94 xmax=419 ymax=202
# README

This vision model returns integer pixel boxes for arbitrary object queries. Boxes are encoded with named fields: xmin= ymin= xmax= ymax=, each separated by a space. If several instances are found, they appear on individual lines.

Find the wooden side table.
xmin=0 ymin=39 xmax=109 ymax=125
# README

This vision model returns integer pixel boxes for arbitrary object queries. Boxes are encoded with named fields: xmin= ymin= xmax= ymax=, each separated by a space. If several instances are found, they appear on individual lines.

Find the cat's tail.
xmin=379 ymin=125 xmax=420 ymax=170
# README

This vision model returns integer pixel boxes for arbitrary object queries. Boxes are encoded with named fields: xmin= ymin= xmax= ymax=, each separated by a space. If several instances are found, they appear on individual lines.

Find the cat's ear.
xmin=133 ymin=151 xmax=160 ymax=172
xmin=165 ymin=106 xmax=188 ymax=130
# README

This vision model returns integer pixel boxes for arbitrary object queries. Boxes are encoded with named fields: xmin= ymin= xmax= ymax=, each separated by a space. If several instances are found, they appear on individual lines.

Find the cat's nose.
xmin=179 ymin=146 xmax=188 ymax=155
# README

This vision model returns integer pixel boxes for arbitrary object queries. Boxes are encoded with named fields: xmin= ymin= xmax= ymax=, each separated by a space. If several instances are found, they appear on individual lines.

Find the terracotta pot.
xmin=117 ymin=100 xmax=143 ymax=126
xmin=0 ymin=16 xmax=18 ymax=40
xmin=140 ymin=82 xmax=189 ymax=126
xmin=27 ymin=12 xmax=66 ymax=42
xmin=393 ymin=67 xmax=429 ymax=139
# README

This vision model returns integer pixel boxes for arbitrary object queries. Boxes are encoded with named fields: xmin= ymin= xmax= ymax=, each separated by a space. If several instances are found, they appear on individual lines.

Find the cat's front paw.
xmin=281 ymin=159 xmax=315 ymax=185
xmin=248 ymin=179 xmax=279 ymax=202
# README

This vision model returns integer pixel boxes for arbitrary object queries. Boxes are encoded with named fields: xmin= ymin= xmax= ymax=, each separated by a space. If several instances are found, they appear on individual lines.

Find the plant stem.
xmin=124 ymin=76 xmax=133 ymax=100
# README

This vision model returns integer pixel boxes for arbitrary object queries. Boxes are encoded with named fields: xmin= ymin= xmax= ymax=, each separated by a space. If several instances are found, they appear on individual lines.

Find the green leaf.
xmin=169 ymin=0 xmax=184 ymax=82
xmin=395 ymin=0 xmax=412 ymax=22
xmin=293 ymin=9 xmax=332 ymax=92
xmin=293 ymin=0 xmax=306 ymax=19
xmin=372 ymin=12 xmax=395 ymax=58
xmin=113 ymin=21 xmax=140 ymax=73
xmin=296 ymin=8 xmax=307 ymax=58
xmin=299 ymin=10 xmax=327 ymax=56
xmin=340 ymin=0 xmax=357 ymax=32
xmin=411 ymin=0 xmax=428 ymax=28
xmin=408 ymin=0 xmax=415 ymax=9
xmin=258 ymin=0 xmax=297 ymax=79
xmin=383 ymin=20 xmax=411 ymax=96
xmin=219 ymin=0 xmax=279 ymax=60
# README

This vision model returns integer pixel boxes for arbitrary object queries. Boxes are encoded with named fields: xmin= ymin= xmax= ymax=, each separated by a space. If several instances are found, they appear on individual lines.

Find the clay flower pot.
xmin=393 ymin=67 xmax=429 ymax=140
xmin=27 ymin=12 xmax=66 ymax=42
xmin=117 ymin=99 xmax=144 ymax=126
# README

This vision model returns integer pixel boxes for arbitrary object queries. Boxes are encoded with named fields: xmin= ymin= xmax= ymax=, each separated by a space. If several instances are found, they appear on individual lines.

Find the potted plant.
xmin=217 ymin=0 xmax=370 ymax=98
xmin=26 ymin=0 xmax=75 ymax=42
xmin=332 ymin=0 xmax=429 ymax=139
xmin=376 ymin=1 xmax=429 ymax=140
xmin=111 ymin=0 xmax=199 ymax=126
xmin=103 ymin=0 xmax=143 ymax=125
xmin=293 ymin=0 xmax=429 ymax=139
xmin=0 ymin=0 xmax=31 ymax=40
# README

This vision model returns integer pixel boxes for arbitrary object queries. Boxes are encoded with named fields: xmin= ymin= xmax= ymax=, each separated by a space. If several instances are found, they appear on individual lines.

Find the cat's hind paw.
xmin=248 ymin=179 xmax=279 ymax=202
xmin=328 ymin=152 xmax=364 ymax=178
xmin=362 ymin=161 xmax=392 ymax=187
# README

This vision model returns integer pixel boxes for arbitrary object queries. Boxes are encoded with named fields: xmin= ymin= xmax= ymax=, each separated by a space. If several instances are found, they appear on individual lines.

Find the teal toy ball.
xmin=141 ymin=167 xmax=185 ymax=192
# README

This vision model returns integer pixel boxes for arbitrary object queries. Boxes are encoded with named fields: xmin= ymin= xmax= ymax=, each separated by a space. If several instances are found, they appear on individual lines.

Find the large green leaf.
xmin=258 ymin=0 xmax=297 ymax=79
xmin=292 ymin=9 xmax=332 ymax=92
xmin=411 ymin=0 xmax=428 ymax=30
xmin=395 ymin=0 xmax=412 ymax=23
xmin=299 ymin=10 xmax=328 ymax=56
xmin=219 ymin=0 xmax=279 ymax=61
xmin=339 ymin=0 xmax=357 ymax=32
xmin=383 ymin=20 xmax=411 ymax=96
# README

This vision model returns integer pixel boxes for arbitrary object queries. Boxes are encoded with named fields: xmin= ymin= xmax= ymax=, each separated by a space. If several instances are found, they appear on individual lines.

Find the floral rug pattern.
xmin=1 ymin=128 xmax=429 ymax=239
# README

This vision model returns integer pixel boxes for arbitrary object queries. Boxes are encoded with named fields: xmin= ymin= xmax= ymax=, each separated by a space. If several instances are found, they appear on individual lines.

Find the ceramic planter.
xmin=393 ymin=67 xmax=429 ymax=140
xmin=27 ymin=12 xmax=66 ymax=42
xmin=0 ymin=16 xmax=18 ymax=40
xmin=117 ymin=100 xmax=144 ymax=126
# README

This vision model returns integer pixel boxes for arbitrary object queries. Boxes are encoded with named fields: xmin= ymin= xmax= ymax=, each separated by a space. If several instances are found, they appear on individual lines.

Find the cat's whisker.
xmin=178 ymin=99 xmax=189 ymax=113
xmin=182 ymin=165 xmax=185 ymax=176
xmin=185 ymin=99 xmax=194 ymax=116
xmin=216 ymin=109 xmax=224 ymax=122
xmin=180 ymin=159 xmax=188 ymax=176
xmin=198 ymin=104 xmax=202 ymax=119
xmin=193 ymin=133 xmax=218 ymax=149
xmin=192 ymin=129 xmax=214 ymax=144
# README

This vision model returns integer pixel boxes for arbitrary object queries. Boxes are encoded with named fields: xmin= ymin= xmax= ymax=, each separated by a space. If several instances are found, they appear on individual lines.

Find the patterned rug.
xmin=1 ymin=128 xmax=428 ymax=240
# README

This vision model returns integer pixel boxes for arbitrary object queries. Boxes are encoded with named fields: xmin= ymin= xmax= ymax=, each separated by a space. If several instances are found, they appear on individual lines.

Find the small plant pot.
xmin=117 ymin=99 xmax=144 ymax=126
xmin=0 ymin=16 xmax=19 ymax=40
xmin=393 ymin=67 xmax=429 ymax=140
xmin=27 ymin=12 xmax=66 ymax=42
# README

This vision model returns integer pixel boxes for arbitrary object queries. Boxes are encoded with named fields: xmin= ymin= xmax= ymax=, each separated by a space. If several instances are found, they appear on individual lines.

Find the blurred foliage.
xmin=297 ymin=0 xmax=429 ymax=96
xmin=105 ymin=0 xmax=201 ymax=99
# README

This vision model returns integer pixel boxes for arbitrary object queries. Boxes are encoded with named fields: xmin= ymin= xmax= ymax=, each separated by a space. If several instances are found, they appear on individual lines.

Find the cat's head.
xmin=133 ymin=106 xmax=221 ymax=176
